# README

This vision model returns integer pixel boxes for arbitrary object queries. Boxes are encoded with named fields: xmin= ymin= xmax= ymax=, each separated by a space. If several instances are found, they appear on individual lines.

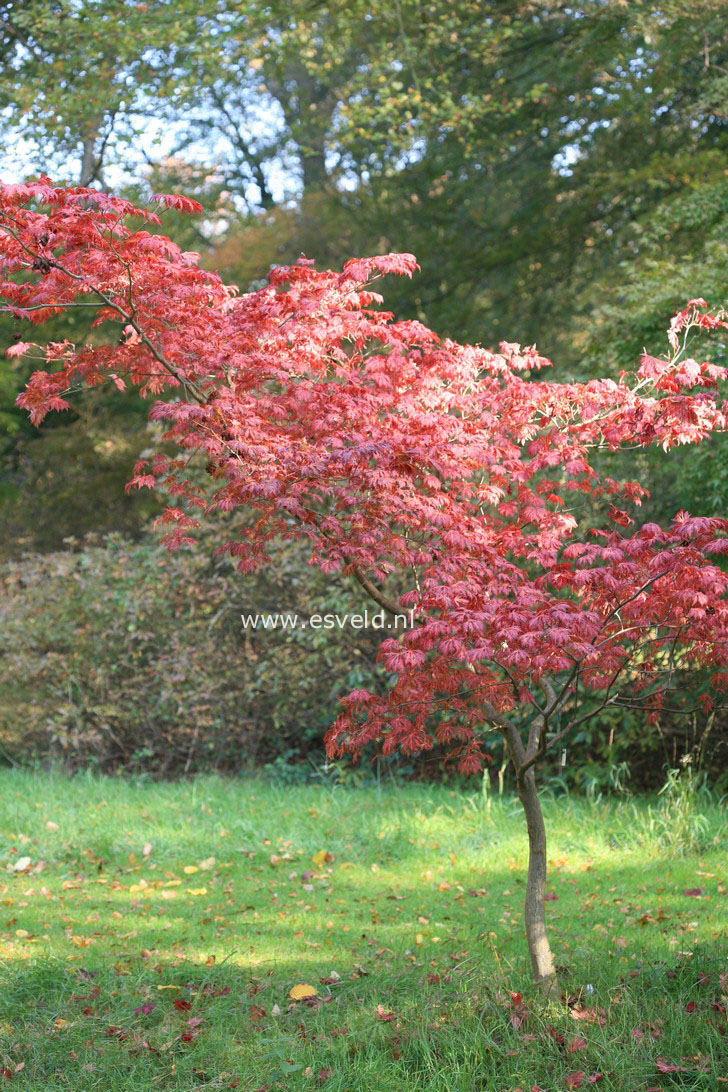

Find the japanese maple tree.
xmin=3 ymin=180 xmax=728 ymax=993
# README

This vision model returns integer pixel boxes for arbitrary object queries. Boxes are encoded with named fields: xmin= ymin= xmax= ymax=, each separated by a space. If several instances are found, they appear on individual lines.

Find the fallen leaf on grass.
xmin=181 ymin=1016 xmax=203 ymax=1043
xmin=376 ymin=1004 xmax=395 ymax=1022
xmin=568 ymin=1035 xmax=587 ymax=1052
xmin=656 ymin=1058 xmax=689 ymax=1074
xmin=569 ymin=1005 xmax=606 ymax=1026
xmin=546 ymin=1025 xmax=564 ymax=1045
xmin=289 ymin=984 xmax=317 ymax=1001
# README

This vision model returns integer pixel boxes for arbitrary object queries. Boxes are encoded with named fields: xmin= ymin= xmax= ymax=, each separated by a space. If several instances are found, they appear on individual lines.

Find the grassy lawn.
xmin=0 ymin=770 xmax=725 ymax=1090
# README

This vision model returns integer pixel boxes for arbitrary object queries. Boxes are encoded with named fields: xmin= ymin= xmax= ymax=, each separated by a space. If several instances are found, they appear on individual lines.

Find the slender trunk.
xmin=80 ymin=133 xmax=97 ymax=187
xmin=516 ymin=765 xmax=558 ymax=995
xmin=79 ymin=112 xmax=107 ymax=187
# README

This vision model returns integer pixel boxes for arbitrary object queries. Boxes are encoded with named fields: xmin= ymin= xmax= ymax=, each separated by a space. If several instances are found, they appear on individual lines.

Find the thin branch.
xmin=350 ymin=566 xmax=408 ymax=618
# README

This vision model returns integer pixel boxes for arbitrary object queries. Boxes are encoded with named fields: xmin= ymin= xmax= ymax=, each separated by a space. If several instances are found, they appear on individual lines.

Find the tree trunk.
xmin=80 ymin=132 xmax=97 ymax=187
xmin=516 ymin=765 xmax=559 ymax=996
xmin=79 ymin=117 xmax=105 ymax=188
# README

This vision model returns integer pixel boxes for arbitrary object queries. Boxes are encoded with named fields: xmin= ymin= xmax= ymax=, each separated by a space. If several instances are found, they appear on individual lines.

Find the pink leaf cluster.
xmin=2 ymin=179 xmax=727 ymax=772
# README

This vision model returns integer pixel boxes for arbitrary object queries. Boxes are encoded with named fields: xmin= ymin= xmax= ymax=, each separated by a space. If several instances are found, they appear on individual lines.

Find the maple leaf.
xmin=655 ymin=1058 xmax=689 ymax=1074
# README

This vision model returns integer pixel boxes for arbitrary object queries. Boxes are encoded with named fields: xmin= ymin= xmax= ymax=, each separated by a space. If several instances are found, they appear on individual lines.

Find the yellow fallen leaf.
xmin=53 ymin=1018 xmax=70 ymax=1030
xmin=311 ymin=850 xmax=330 ymax=870
xmin=183 ymin=865 xmax=199 ymax=875
xmin=15 ymin=929 xmax=28 ymax=938
xmin=157 ymin=985 xmax=180 ymax=991
xmin=289 ymin=983 xmax=317 ymax=1000
xmin=415 ymin=933 xmax=424 ymax=946
xmin=187 ymin=887 xmax=208 ymax=896
xmin=46 ymin=821 xmax=59 ymax=832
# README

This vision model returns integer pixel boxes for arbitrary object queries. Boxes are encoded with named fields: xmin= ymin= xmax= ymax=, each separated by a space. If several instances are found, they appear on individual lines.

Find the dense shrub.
xmin=0 ymin=529 xmax=383 ymax=774
xmin=2 ymin=532 xmax=724 ymax=785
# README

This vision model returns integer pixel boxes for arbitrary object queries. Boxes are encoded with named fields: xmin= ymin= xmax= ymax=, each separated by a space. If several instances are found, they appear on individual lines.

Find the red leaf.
xmin=569 ymin=1006 xmax=606 ymax=1027
xmin=546 ymin=1025 xmax=565 ymax=1046
xmin=656 ymin=1058 xmax=689 ymax=1073
xmin=568 ymin=1035 xmax=588 ymax=1052
xmin=565 ymin=1073 xmax=585 ymax=1089
xmin=151 ymin=193 xmax=204 ymax=215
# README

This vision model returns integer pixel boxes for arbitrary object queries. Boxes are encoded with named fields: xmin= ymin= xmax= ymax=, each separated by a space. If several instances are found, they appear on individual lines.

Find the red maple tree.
xmin=3 ymin=180 xmax=727 ymax=991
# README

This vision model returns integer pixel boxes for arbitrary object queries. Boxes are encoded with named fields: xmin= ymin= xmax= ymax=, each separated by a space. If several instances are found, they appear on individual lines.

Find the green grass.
xmin=0 ymin=770 xmax=725 ymax=1090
